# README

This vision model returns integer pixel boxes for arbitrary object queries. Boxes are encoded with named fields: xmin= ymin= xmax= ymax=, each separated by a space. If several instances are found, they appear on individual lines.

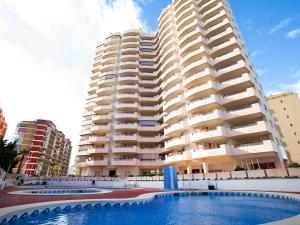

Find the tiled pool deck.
xmin=0 ymin=186 xmax=165 ymax=208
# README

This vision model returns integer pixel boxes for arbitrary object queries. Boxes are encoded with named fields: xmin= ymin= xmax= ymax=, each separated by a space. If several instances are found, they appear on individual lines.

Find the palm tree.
xmin=0 ymin=138 xmax=18 ymax=172
xmin=17 ymin=149 xmax=30 ymax=174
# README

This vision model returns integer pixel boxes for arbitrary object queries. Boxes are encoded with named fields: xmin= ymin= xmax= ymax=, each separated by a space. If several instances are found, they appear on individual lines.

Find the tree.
xmin=17 ymin=149 xmax=30 ymax=174
xmin=52 ymin=164 xmax=61 ymax=177
xmin=0 ymin=138 xmax=18 ymax=172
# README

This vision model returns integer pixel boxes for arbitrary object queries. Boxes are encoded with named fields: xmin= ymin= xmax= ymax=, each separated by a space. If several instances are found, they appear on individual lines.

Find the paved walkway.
xmin=0 ymin=186 xmax=164 ymax=209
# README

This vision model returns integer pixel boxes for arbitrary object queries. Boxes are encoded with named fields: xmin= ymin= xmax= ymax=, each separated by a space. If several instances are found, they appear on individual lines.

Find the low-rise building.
xmin=0 ymin=106 xmax=7 ymax=138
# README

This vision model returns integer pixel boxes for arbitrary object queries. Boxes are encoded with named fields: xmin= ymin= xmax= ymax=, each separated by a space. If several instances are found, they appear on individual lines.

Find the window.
xmin=294 ymin=132 xmax=297 ymax=135
xmin=290 ymin=123 xmax=293 ymax=127
xmin=284 ymin=107 xmax=286 ymax=110
xmin=287 ymin=115 xmax=289 ymax=118
xmin=280 ymin=100 xmax=283 ymax=103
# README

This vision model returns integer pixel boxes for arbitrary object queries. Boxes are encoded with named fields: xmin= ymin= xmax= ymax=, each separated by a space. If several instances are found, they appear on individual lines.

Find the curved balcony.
xmin=179 ymin=28 xmax=208 ymax=47
xmin=163 ymin=95 xmax=185 ymax=112
xmin=233 ymin=140 xmax=277 ymax=155
xmin=94 ymin=104 xmax=113 ymax=114
xmin=95 ymin=95 xmax=113 ymax=105
xmin=220 ymin=73 xmax=254 ymax=92
xmin=119 ymin=68 xmax=139 ymax=76
xmin=121 ymin=47 xmax=139 ymax=55
xmin=226 ymin=103 xmax=266 ymax=122
xmin=120 ymin=54 xmax=139 ymax=62
xmin=176 ymin=10 xmax=197 ymax=32
xmin=89 ymin=136 xmax=110 ymax=144
xmin=139 ymin=124 xmax=164 ymax=132
xmin=164 ymin=107 xmax=185 ymax=124
xmin=138 ymin=135 xmax=163 ymax=143
xmin=139 ymin=104 xmax=161 ymax=112
xmin=111 ymin=158 xmax=138 ymax=166
xmin=117 ymin=93 xmax=139 ymax=101
xmin=182 ymin=56 xmax=213 ymax=77
xmin=87 ymin=146 xmax=109 ymax=154
xmin=175 ymin=4 xmax=193 ymax=25
xmin=160 ymin=54 xmax=178 ymax=73
xmin=115 ymin=112 xmax=138 ymax=120
xmin=162 ymin=84 xmax=184 ymax=101
xmin=117 ymin=84 xmax=138 ymax=92
xmin=178 ymin=19 xmax=199 ymax=40
xmin=112 ymin=146 xmax=138 ymax=154
xmin=139 ymin=159 xmax=162 ymax=167
xmin=96 ymin=87 xmax=114 ymax=96
xmin=114 ymin=122 xmax=138 ymax=130
xmin=223 ymin=87 xmax=258 ymax=106
xmin=162 ymin=73 xmax=181 ymax=91
xmin=118 ymin=76 xmax=139 ymax=85
xmin=113 ymin=134 xmax=138 ymax=142
xmin=101 ymin=63 xmax=117 ymax=73
xmin=174 ymin=0 xmax=191 ymax=12
xmin=203 ymin=9 xmax=227 ymax=28
xmin=187 ymin=94 xmax=222 ymax=113
xmin=119 ymin=61 xmax=139 ymax=70
xmin=181 ymin=46 xmax=211 ymax=68
xmin=98 ymin=78 xmax=116 ymax=87
xmin=139 ymin=95 xmax=160 ymax=103
xmin=92 ymin=114 xmax=113 ymax=123
xmin=101 ymin=56 xmax=117 ymax=65
xmin=184 ymin=80 xmax=219 ymax=100
xmin=201 ymin=1 xmax=227 ymax=21
xmin=165 ymin=151 xmax=191 ymax=164
xmin=91 ymin=124 xmax=111 ymax=134
xmin=122 ymin=35 xmax=139 ymax=43
xmin=115 ymin=102 xmax=139 ymax=111
xmin=192 ymin=144 xmax=232 ymax=160
xmin=84 ymin=102 xmax=95 ymax=111
xmin=161 ymin=63 xmax=179 ymax=81
xmin=216 ymin=60 xmax=250 ymax=80
xmin=209 ymin=27 xmax=235 ymax=46
xmin=164 ymin=121 xmax=187 ymax=137
xmin=205 ymin=18 xmax=232 ymax=38
xmin=188 ymin=109 xmax=226 ymax=127
xmin=164 ymin=136 xmax=187 ymax=150
xmin=180 ymin=35 xmax=208 ymax=57
xmin=88 ymin=86 xmax=97 ymax=95
xmin=190 ymin=126 xmax=229 ymax=143
xmin=86 ymin=158 xmax=108 ymax=166
xmin=230 ymin=121 xmax=272 ymax=138
xmin=213 ymin=48 xmax=245 ymax=68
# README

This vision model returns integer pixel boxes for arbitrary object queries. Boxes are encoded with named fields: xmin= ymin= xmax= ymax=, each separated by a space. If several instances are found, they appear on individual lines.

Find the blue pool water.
xmin=12 ymin=194 xmax=300 ymax=225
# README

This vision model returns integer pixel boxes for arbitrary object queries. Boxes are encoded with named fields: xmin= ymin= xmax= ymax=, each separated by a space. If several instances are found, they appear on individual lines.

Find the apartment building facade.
xmin=15 ymin=119 xmax=72 ymax=176
xmin=0 ymin=106 xmax=7 ymax=138
xmin=76 ymin=0 xmax=287 ymax=177
xmin=267 ymin=92 xmax=300 ymax=164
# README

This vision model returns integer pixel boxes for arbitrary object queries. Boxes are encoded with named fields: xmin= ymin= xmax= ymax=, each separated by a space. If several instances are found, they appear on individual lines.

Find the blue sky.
xmin=137 ymin=0 xmax=300 ymax=95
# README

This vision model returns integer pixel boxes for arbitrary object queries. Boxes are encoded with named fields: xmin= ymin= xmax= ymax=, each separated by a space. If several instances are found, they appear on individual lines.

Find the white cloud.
xmin=0 ymin=0 xmax=148 ymax=166
xmin=269 ymin=16 xmax=295 ymax=34
xmin=287 ymin=28 xmax=300 ymax=38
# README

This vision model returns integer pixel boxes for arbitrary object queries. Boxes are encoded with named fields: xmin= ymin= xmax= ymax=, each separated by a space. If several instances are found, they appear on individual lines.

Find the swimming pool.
xmin=8 ymin=188 xmax=111 ymax=195
xmin=3 ymin=192 xmax=300 ymax=225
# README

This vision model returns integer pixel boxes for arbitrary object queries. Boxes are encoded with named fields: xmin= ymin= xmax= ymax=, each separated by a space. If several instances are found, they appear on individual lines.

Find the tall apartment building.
xmin=0 ymin=106 xmax=7 ymax=138
xmin=76 ymin=0 xmax=287 ymax=177
xmin=15 ymin=119 xmax=72 ymax=176
xmin=267 ymin=91 xmax=300 ymax=164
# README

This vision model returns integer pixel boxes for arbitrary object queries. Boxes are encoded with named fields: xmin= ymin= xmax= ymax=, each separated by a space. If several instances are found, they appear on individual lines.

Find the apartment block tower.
xmin=15 ymin=119 xmax=72 ymax=176
xmin=268 ymin=92 xmax=300 ymax=164
xmin=0 ymin=106 xmax=7 ymax=138
xmin=76 ymin=0 xmax=287 ymax=177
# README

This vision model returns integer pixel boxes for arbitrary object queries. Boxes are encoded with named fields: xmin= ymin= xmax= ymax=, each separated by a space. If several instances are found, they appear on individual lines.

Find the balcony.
xmin=115 ymin=112 xmax=138 ymax=120
xmin=162 ymin=73 xmax=181 ymax=90
xmin=192 ymin=144 xmax=232 ymax=160
xmin=117 ymin=84 xmax=138 ymax=92
xmin=188 ymin=109 xmax=226 ymax=127
xmin=230 ymin=121 xmax=272 ymax=138
xmin=114 ymin=122 xmax=138 ymax=130
xmin=88 ymin=86 xmax=97 ymax=95
xmin=91 ymin=124 xmax=111 ymax=134
xmin=226 ymin=103 xmax=266 ymax=121
xmin=182 ymin=56 xmax=213 ymax=77
xmin=138 ymin=135 xmax=162 ymax=143
xmin=164 ymin=136 xmax=187 ymax=150
xmin=76 ymin=161 xmax=87 ymax=167
xmin=216 ymin=60 xmax=250 ymax=79
xmin=165 ymin=151 xmax=190 ymax=164
xmin=96 ymin=87 xmax=114 ymax=96
xmin=115 ymin=102 xmax=138 ymax=111
xmin=139 ymin=159 xmax=162 ymax=167
xmin=181 ymin=46 xmax=211 ymax=67
xmin=164 ymin=121 xmax=186 ymax=137
xmin=219 ymin=73 xmax=254 ymax=91
xmin=139 ymin=104 xmax=161 ymax=112
xmin=117 ymin=93 xmax=139 ymax=101
xmin=162 ymin=84 xmax=184 ymax=101
xmin=185 ymin=80 xmax=219 ymax=100
xmin=190 ymin=126 xmax=229 ymax=143
xmin=111 ymin=158 xmax=138 ymax=166
xmin=87 ymin=146 xmax=109 ymax=154
xmin=113 ymin=134 xmax=137 ymax=142
xmin=213 ymin=48 xmax=245 ymax=68
xmin=223 ymin=87 xmax=258 ymax=106
xmin=98 ymin=78 xmax=116 ymax=87
xmin=78 ymin=139 xmax=90 ymax=146
xmin=95 ymin=95 xmax=113 ymax=104
xmin=211 ymin=37 xmax=239 ymax=57
xmin=183 ymin=68 xmax=216 ymax=88
xmin=92 ymin=114 xmax=112 ymax=123
xmin=112 ymin=146 xmax=138 ymax=153
xmin=86 ymin=159 xmax=107 ymax=166
xmin=138 ymin=148 xmax=160 ymax=154
xmin=232 ymin=140 xmax=277 ymax=155
xmin=164 ymin=107 xmax=185 ymax=124
xmin=187 ymin=94 xmax=222 ymax=113
xmin=89 ymin=136 xmax=109 ymax=144
xmin=118 ymin=76 xmax=139 ymax=85
xmin=163 ymin=95 xmax=185 ymax=112
xmin=94 ymin=104 xmax=113 ymax=113
xmin=209 ymin=27 xmax=234 ymax=46
xmin=119 ymin=68 xmax=139 ymax=76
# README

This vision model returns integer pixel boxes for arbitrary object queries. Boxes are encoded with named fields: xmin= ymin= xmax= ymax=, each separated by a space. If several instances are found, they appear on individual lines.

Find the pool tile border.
xmin=0 ymin=190 xmax=299 ymax=225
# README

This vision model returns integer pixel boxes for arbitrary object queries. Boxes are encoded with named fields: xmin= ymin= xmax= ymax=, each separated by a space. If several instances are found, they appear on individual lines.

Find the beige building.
xmin=76 ymin=0 xmax=287 ymax=177
xmin=268 ymin=91 xmax=300 ymax=164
